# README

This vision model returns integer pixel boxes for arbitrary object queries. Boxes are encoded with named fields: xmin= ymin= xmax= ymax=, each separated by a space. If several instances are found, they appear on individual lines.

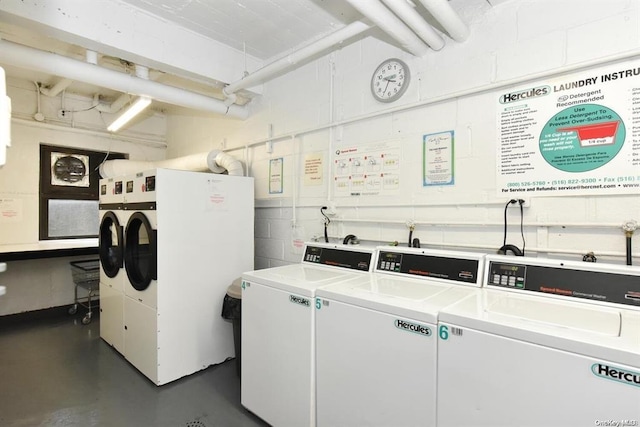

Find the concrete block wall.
xmin=166 ymin=0 xmax=640 ymax=268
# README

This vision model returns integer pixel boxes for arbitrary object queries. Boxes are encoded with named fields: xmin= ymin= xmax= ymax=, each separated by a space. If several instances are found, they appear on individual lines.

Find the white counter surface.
xmin=0 ymin=239 xmax=98 ymax=254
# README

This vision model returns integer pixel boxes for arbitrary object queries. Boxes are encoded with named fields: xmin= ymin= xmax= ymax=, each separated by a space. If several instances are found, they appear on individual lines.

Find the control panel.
xmin=303 ymin=245 xmax=372 ymax=271
xmin=377 ymin=250 xmax=480 ymax=284
xmin=487 ymin=260 xmax=640 ymax=307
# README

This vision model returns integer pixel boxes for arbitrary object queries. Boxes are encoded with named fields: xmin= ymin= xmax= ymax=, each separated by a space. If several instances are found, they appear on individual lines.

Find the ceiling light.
xmin=107 ymin=96 xmax=151 ymax=132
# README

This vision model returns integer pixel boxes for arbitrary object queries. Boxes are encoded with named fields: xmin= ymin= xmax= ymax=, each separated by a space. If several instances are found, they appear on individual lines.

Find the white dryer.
xmin=315 ymin=247 xmax=485 ymax=427
xmin=121 ymin=168 xmax=254 ymax=386
xmin=437 ymin=255 xmax=640 ymax=427
xmin=98 ymin=177 xmax=126 ymax=352
xmin=241 ymin=243 xmax=375 ymax=427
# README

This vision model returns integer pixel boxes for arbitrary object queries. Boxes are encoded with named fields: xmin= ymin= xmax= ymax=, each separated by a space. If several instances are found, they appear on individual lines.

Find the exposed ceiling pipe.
xmin=224 ymin=20 xmax=373 ymax=96
xmin=86 ymin=50 xmax=98 ymax=65
xmin=380 ymin=0 xmax=445 ymax=51
xmin=39 ymin=78 xmax=73 ymax=97
xmin=344 ymin=0 xmax=430 ymax=57
xmin=417 ymin=0 xmax=469 ymax=42
xmin=0 ymin=39 xmax=249 ymax=120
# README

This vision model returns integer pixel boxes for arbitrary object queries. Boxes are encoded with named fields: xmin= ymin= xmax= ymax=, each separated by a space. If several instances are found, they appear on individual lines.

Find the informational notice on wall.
xmin=423 ymin=130 xmax=454 ymax=186
xmin=304 ymin=153 xmax=323 ymax=186
xmin=269 ymin=157 xmax=283 ymax=194
xmin=497 ymin=59 xmax=640 ymax=197
xmin=0 ymin=197 xmax=22 ymax=222
xmin=332 ymin=142 xmax=400 ymax=197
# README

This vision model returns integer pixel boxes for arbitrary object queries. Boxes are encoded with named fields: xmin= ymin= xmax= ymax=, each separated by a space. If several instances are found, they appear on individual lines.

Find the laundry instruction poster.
xmin=497 ymin=58 xmax=640 ymax=196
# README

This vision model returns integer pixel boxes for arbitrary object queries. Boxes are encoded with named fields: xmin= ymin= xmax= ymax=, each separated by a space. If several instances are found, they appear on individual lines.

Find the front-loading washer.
xmin=314 ymin=247 xmax=485 ymax=427
xmin=98 ymin=177 xmax=126 ymax=352
xmin=437 ymin=255 xmax=640 ymax=427
xmin=241 ymin=242 xmax=375 ymax=427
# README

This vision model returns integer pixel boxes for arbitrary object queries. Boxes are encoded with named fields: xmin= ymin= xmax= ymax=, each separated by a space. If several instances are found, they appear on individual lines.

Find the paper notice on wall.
xmin=332 ymin=142 xmax=401 ymax=197
xmin=304 ymin=153 xmax=323 ymax=186
xmin=269 ymin=157 xmax=284 ymax=194
xmin=0 ymin=198 xmax=22 ymax=222
xmin=423 ymin=131 xmax=454 ymax=186
xmin=497 ymin=59 xmax=640 ymax=197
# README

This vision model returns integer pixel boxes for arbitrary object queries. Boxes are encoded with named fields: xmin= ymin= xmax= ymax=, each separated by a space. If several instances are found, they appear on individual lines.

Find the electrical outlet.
xmin=57 ymin=109 xmax=66 ymax=119
xmin=518 ymin=198 xmax=530 ymax=208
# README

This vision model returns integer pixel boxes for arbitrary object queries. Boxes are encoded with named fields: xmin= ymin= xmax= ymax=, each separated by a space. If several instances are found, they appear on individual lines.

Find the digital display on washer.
xmin=303 ymin=246 xmax=372 ymax=271
xmin=488 ymin=261 xmax=640 ymax=307
xmin=488 ymin=262 xmax=526 ymax=289
xmin=377 ymin=251 xmax=479 ymax=283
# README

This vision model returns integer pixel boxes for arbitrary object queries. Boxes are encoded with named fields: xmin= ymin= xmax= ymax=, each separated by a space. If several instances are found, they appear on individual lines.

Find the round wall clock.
xmin=370 ymin=58 xmax=410 ymax=103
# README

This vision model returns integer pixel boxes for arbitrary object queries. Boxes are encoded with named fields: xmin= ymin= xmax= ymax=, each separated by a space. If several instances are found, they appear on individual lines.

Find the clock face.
xmin=371 ymin=59 xmax=410 ymax=103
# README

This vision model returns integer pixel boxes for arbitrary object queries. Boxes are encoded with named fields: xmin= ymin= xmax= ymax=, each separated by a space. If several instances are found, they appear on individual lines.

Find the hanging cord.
xmin=622 ymin=220 xmax=637 ymax=266
xmin=498 ymin=199 xmax=525 ymax=256
xmin=519 ymin=199 xmax=525 ymax=256
xmin=320 ymin=206 xmax=330 ymax=243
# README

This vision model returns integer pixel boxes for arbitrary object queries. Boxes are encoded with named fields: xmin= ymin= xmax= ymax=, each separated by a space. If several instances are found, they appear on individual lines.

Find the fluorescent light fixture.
xmin=107 ymin=96 xmax=151 ymax=132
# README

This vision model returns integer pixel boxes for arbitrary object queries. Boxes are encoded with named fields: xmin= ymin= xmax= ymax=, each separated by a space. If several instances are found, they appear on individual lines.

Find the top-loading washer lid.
xmin=486 ymin=294 xmax=621 ymax=336
xmin=316 ymin=274 xmax=480 ymax=324
xmin=439 ymin=289 xmax=640 ymax=367
xmin=242 ymin=264 xmax=367 ymax=297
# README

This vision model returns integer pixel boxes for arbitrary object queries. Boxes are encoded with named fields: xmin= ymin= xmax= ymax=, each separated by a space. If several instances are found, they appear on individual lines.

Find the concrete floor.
xmin=0 ymin=310 xmax=269 ymax=427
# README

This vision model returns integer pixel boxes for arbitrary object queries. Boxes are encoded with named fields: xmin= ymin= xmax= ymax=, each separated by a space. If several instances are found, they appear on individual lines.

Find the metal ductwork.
xmin=0 ymin=39 xmax=249 ymax=120
xmin=99 ymin=150 xmax=244 ymax=178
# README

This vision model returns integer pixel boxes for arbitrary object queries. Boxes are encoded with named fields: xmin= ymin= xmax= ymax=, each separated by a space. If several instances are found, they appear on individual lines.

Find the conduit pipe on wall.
xmin=0 ymin=39 xmax=249 ymax=120
xmin=380 ymin=0 xmax=445 ymax=51
xmin=418 ymin=0 xmax=469 ymax=42
xmin=99 ymin=150 xmax=244 ymax=178
xmin=223 ymin=20 xmax=373 ymax=96
xmin=344 ymin=0 xmax=430 ymax=57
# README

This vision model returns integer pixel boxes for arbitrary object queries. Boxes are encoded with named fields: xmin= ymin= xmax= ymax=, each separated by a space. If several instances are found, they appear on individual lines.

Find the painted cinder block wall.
xmin=167 ymin=0 xmax=640 ymax=270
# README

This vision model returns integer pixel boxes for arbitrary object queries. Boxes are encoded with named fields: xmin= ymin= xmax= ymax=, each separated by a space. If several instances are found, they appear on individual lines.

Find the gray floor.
xmin=0 ymin=310 xmax=269 ymax=427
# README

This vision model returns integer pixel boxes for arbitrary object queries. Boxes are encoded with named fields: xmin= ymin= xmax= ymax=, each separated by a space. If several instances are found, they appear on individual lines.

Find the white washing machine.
xmin=437 ymin=255 xmax=640 ymax=427
xmin=315 ymin=247 xmax=486 ymax=427
xmin=121 ymin=168 xmax=254 ymax=386
xmin=241 ymin=243 xmax=375 ymax=427
xmin=98 ymin=177 xmax=126 ymax=352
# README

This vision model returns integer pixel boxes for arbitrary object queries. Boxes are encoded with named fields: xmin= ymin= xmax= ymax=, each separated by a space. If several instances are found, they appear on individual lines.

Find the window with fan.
xmin=39 ymin=144 xmax=126 ymax=240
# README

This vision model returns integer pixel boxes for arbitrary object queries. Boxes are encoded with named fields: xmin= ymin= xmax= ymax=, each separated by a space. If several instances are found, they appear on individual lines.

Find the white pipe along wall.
xmin=380 ymin=0 xmax=445 ymax=50
xmin=345 ymin=0 xmax=430 ymax=56
xmin=418 ymin=0 xmax=470 ymax=42
xmin=0 ymin=39 xmax=249 ymax=120
xmin=99 ymin=150 xmax=244 ymax=177
xmin=223 ymin=20 xmax=373 ymax=95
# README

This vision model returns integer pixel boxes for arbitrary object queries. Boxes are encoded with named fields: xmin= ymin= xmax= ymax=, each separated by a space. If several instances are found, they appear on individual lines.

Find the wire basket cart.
xmin=68 ymin=259 xmax=100 ymax=325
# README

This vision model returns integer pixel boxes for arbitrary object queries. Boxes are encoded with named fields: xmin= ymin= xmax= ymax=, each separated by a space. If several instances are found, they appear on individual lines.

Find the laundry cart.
xmin=68 ymin=259 xmax=100 ymax=325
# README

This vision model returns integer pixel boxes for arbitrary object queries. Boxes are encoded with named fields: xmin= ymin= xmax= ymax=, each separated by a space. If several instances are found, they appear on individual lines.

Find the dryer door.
xmin=99 ymin=211 xmax=123 ymax=278
xmin=124 ymin=212 xmax=157 ymax=291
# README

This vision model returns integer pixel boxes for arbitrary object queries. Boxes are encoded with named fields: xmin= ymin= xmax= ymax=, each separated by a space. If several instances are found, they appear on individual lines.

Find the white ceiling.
xmin=0 ymin=0 xmax=497 ymax=116
xmin=120 ymin=0 xmax=361 ymax=60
